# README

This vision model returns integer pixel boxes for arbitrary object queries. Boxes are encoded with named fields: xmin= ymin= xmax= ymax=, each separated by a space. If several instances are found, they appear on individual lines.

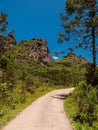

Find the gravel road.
xmin=2 ymin=88 xmax=74 ymax=130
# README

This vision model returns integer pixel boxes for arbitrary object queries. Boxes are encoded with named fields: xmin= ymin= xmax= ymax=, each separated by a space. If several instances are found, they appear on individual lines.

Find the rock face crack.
xmin=2 ymin=88 xmax=74 ymax=130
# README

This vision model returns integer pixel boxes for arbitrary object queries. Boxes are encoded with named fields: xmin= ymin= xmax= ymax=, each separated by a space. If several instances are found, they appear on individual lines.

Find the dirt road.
xmin=2 ymin=88 xmax=74 ymax=130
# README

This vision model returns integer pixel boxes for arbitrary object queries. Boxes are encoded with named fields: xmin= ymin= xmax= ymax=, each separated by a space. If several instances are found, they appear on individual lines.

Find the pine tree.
xmin=0 ymin=11 xmax=8 ymax=33
xmin=59 ymin=0 xmax=98 ymax=73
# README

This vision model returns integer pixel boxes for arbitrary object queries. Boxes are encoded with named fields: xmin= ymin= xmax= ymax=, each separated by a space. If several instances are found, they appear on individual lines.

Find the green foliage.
xmin=65 ymin=85 xmax=98 ymax=130
xmin=53 ymin=58 xmax=86 ymax=86
xmin=0 ymin=55 xmax=9 ymax=70
xmin=0 ymin=12 xmax=8 ymax=33
xmin=72 ymin=81 xmax=98 ymax=126
xmin=0 ymin=83 xmax=8 ymax=99
xmin=85 ymin=63 xmax=98 ymax=86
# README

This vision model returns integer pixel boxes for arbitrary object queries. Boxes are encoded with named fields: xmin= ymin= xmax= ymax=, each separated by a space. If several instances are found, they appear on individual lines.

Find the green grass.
xmin=0 ymin=85 xmax=55 ymax=130
xmin=64 ymin=94 xmax=98 ymax=130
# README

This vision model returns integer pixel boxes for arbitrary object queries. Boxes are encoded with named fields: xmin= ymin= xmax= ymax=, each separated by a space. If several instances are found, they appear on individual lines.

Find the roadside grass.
xmin=64 ymin=94 xmax=98 ymax=130
xmin=0 ymin=84 xmax=57 ymax=130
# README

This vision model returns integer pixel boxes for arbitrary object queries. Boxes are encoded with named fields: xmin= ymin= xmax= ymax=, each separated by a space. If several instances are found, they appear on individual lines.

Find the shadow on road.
xmin=51 ymin=94 xmax=68 ymax=100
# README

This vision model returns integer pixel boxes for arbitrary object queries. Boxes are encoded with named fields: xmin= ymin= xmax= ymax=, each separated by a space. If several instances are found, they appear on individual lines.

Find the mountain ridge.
xmin=0 ymin=35 xmax=89 ymax=66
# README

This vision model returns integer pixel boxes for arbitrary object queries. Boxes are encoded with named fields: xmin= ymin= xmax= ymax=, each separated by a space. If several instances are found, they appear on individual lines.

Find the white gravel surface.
xmin=2 ymin=88 xmax=74 ymax=130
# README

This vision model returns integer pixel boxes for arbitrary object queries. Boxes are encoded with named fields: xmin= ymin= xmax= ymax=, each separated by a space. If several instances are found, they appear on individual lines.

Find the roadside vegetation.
xmin=64 ymin=65 xmax=98 ymax=130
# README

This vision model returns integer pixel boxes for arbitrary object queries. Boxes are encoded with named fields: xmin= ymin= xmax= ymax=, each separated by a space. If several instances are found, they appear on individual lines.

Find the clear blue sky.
xmin=0 ymin=0 xmax=98 ymax=63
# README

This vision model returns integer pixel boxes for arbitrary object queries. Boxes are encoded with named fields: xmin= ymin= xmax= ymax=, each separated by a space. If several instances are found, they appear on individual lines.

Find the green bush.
xmin=73 ymin=81 xmax=98 ymax=126
xmin=0 ymin=83 xmax=8 ymax=98
xmin=85 ymin=63 xmax=98 ymax=86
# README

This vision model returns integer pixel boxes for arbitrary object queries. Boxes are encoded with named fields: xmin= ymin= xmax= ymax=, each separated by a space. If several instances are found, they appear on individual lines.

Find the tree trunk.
xmin=91 ymin=3 xmax=96 ymax=73
xmin=90 ymin=26 xmax=97 ymax=86
xmin=92 ymin=26 xmax=96 ymax=72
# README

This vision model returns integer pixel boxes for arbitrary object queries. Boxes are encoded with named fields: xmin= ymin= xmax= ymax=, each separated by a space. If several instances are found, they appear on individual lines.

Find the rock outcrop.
xmin=63 ymin=52 xmax=88 ymax=64
xmin=19 ymin=38 xmax=53 ymax=65
xmin=0 ymin=35 xmax=53 ymax=65
xmin=0 ymin=34 xmax=16 ymax=54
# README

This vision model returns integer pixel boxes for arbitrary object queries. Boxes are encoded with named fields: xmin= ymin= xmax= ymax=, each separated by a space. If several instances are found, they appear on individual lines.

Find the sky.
xmin=0 ymin=0 xmax=98 ymax=63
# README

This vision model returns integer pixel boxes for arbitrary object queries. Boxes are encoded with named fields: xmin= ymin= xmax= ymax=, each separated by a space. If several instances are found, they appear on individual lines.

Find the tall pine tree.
xmin=59 ymin=0 xmax=98 ymax=73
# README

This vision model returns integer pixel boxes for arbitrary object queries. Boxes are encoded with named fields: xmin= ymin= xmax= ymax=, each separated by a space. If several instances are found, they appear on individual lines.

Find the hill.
xmin=63 ymin=52 xmax=88 ymax=65
xmin=0 ymin=35 xmax=87 ymax=128
xmin=0 ymin=35 xmax=53 ymax=65
xmin=0 ymin=35 xmax=87 ymax=91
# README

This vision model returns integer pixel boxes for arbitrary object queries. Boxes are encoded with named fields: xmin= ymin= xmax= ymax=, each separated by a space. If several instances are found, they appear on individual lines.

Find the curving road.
xmin=2 ymin=88 xmax=74 ymax=130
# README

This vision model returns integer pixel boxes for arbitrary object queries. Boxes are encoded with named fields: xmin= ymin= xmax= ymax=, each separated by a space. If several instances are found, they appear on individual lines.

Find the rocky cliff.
xmin=19 ymin=38 xmax=53 ymax=65
xmin=0 ymin=35 xmax=53 ymax=65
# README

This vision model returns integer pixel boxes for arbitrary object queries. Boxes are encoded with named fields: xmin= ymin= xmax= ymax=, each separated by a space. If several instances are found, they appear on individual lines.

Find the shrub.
xmin=85 ymin=63 xmax=98 ymax=86
xmin=0 ymin=83 xmax=8 ymax=98
xmin=73 ymin=81 xmax=98 ymax=126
